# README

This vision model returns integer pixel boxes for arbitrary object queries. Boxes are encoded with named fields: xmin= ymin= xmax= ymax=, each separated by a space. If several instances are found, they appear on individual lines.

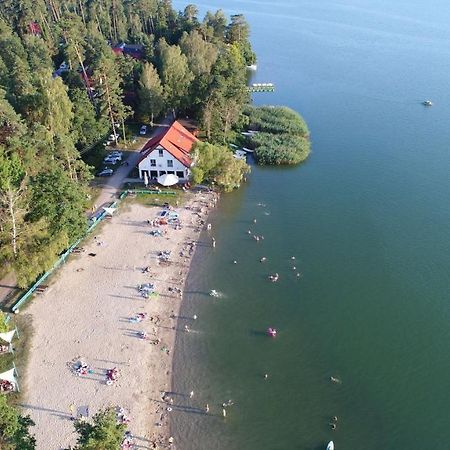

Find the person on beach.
xmin=205 ymin=404 xmax=209 ymax=413
xmin=193 ymin=314 xmax=197 ymax=320
xmin=212 ymin=237 xmax=216 ymax=247
xmin=184 ymin=325 xmax=190 ymax=333
xmin=222 ymin=408 xmax=227 ymax=418
xmin=69 ymin=402 xmax=76 ymax=420
xmin=189 ymin=391 xmax=194 ymax=398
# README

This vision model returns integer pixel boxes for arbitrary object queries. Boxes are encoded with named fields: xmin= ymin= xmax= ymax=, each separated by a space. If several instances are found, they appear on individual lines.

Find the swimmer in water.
xmin=260 ymin=257 xmax=267 ymax=262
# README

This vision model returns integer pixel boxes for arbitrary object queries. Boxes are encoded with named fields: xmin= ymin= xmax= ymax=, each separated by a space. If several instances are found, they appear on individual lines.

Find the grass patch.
xmin=126 ymin=189 xmax=191 ymax=208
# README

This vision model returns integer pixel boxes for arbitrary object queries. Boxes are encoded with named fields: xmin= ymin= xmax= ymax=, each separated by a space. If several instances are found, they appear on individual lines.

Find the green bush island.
xmin=243 ymin=106 xmax=311 ymax=165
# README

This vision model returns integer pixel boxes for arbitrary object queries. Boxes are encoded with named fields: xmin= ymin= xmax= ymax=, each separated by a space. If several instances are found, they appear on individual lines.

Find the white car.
xmin=104 ymin=155 xmax=121 ymax=164
xmin=109 ymin=151 xmax=123 ymax=157
xmin=140 ymin=125 xmax=147 ymax=135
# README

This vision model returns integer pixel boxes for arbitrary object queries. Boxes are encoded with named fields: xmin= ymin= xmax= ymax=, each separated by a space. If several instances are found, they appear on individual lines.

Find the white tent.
xmin=102 ymin=207 xmax=117 ymax=216
xmin=0 ymin=330 xmax=15 ymax=344
xmin=0 ymin=368 xmax=18 ymax=392
xmin=157 ymin=173 xmax=179 ymax=186
xmin=0 ymin=329 xmax=15 ymax=354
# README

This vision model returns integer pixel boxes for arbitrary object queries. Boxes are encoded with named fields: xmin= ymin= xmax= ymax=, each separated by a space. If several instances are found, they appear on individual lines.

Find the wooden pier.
xmin=247 ymin=83 xmax=275 ymax=93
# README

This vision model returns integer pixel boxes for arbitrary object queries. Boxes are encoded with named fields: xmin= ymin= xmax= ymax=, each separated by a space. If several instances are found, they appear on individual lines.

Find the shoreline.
xmin=169 ymin=205 xmax=218 ymax=443
xmin=21 ymin=189 xmax=218 ymax=449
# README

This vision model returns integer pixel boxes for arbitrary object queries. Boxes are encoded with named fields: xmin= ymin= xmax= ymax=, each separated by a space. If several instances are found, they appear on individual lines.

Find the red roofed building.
xmin=137 ymin=121 xmax=198 ymax=182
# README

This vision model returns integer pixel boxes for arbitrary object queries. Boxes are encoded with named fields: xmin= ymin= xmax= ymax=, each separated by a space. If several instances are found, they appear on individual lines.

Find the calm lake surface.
xmin=171 ymin=1 xmax=450 ymax=449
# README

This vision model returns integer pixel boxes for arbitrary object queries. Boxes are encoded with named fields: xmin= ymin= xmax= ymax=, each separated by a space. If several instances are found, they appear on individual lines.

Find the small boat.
xmin=326 ymin=441 xmax=334 ymax=450
xmin=267 ymin=327 xmax=277 ymax=337
xmin=422 ymin=100 xmax=433 ymax=106
xmin=247 ymin=64 xmax=257 ymax=70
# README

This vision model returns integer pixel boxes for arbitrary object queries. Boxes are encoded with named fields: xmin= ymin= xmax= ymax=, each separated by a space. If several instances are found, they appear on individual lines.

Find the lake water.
xmin=171 ymin=1 xmax=450 ymax=449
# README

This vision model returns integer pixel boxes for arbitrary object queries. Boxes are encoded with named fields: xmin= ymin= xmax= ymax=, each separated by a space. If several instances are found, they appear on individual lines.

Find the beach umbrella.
xmin=157 ymin=173 xmax=179 ymax=186
xmin=143 ymin=171 xmax=149 ymax=187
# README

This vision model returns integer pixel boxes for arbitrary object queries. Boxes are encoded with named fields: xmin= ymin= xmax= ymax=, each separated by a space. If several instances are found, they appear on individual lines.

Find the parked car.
xmin=97 ymin=168 xmax=114 ymax=177
xmin=108 ymin=151 xmax=123 ymax=158
xmin=140 ymin=125 xmax=147 ymax=135
xmin=108 ymin=133 xmax=120 ymax=142
xmin=103 ymin=156 xmax=121 ymax=164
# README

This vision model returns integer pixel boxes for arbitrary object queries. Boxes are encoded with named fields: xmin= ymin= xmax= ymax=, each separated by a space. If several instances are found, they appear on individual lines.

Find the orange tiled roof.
xmin=138 ymin=121 xmax=198 ymax=167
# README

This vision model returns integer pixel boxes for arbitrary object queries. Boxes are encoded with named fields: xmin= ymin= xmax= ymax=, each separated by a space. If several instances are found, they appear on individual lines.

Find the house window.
xmin=167 ymin=160 xmax=173 ymax=168
xmin=150 ymin=159 xmax=156 ymax=167
xmin=158 ymin=149 xmax=163 ymax=157
xmin=176 ymin=171 xmax=184 ymax=178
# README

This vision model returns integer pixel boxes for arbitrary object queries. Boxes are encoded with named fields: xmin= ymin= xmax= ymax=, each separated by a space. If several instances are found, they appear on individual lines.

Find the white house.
xmin=137 ymin=121 xmax=198 ymax=182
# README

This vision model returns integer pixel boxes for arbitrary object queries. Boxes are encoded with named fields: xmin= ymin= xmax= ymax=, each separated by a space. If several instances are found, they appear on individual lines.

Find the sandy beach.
xmin=21 ymin=190 xmax=217 ymax=450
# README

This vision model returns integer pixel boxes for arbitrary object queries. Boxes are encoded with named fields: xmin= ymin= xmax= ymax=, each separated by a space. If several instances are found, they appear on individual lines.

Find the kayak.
xmin=326 ymin=441 xmax=334 ymax=450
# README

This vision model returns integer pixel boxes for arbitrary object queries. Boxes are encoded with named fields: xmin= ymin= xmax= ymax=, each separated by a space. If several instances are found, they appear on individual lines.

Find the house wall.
xmin=138 ymin=145 xmax=190 ymax=181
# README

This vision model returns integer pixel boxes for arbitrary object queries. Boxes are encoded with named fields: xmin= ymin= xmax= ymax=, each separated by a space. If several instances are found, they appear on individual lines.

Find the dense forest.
xmin=0 ymin=0 xmax=255 ymax=288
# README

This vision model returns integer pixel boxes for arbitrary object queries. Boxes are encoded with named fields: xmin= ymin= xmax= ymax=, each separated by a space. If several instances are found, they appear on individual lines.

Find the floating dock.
xmin=247 ymin=83 xmax=275 ymax=93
